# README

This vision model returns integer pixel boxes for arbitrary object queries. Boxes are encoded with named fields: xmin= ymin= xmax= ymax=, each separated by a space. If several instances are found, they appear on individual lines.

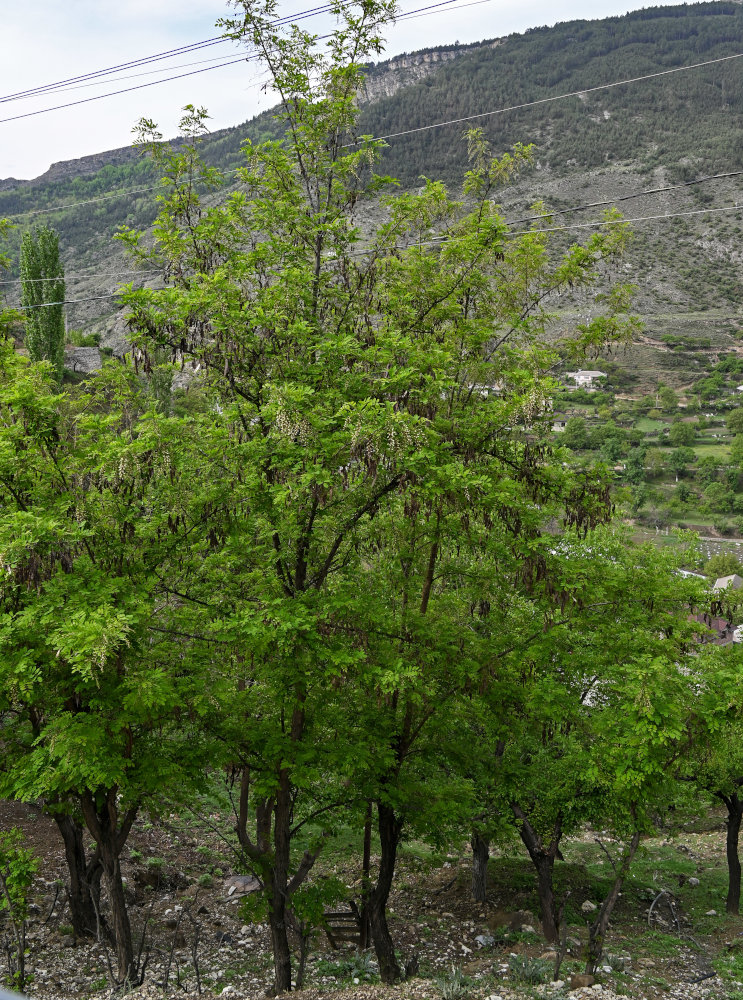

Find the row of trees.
xmin=1 ymin=1 xmax=743 ymax=992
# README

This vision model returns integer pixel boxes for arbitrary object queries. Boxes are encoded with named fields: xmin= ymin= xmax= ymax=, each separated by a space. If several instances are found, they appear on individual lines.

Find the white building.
xmin=565 ymin=370 xmax=607 ymax=390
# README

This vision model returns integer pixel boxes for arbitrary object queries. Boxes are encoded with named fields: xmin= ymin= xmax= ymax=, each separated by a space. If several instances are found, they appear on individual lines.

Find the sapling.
xmin=0 ymin=828 xmax=39 ymax=992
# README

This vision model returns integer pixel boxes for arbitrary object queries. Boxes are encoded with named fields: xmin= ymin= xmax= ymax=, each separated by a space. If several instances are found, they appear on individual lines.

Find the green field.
xmin=693 ymin=443 xmax=731 ymax=460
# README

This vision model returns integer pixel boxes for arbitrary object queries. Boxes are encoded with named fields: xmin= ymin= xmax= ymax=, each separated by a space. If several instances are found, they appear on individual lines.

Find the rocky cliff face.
xmin=0 ymin=41 xmax=492 ymax=190
xmin=0 ymin=137 xmax=188 ymax=190
xmin=359 ymin=38 xmax=500 ymax=104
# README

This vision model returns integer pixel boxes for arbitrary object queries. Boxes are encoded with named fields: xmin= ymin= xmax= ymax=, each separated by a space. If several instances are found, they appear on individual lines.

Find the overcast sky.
xmin=1 ymin=0 xmax=690 ymax=181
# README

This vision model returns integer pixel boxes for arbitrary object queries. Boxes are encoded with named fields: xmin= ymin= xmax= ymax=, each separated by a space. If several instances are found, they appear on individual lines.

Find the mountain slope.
xmin=2 ymin=0 xmax=743 ymax=392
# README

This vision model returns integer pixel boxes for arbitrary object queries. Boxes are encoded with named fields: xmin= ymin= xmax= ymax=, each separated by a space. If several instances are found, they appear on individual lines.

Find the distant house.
xmin=713 ymin=574 xmax=743 ymax=592
xmin=564 ymin=370 xmax=607 ymax=390
xmin=552 ymin=413 xmax=568 ymax=432
xmin=691 ymin=611 xmax=741 ymax=646
xmin=677 ymin=569 xmax=707 ymax=580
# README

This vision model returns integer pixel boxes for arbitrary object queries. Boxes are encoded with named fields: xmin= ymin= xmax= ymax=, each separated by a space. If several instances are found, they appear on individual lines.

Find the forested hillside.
xmin=2 ymin=0 xmax=743 ymax=354
xmin=360 ymin=1 xmax=743 ymax=185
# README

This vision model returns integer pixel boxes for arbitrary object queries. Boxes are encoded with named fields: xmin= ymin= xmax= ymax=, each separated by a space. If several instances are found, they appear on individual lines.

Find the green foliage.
xmin=730 ymin=434 xmax=743 ymax=466
xmin=669 ymin=447 xmax=696 ymax=476
xmin=660 ymin=334 xmax=711 ymax=351
xmin=658 ymin=386 xmax=679 ymax=412
xmin=436 ymin=966 xmax=473 ymax=999
xmin=67 ymin=330 xmax=100 ymax=347
xmin=726 ymin=408 xmax=743 ymax=434
xmin=0 ymin=829 xmax=38 ymax=923
xmin=3 ymin=3 xmax=739 ymax=992
xmin=703 ymin=552 xmax=743 ymax=578
xmin=290 ymin=876 xmax=348 ymax=929
xmin=668 ymin=421 xmax=696 ymax=447
xmin=316 ymin=953 xmax=379 ymax=984
xmin=0 ymin=828 xmax=39 ymax=991
xmin=702 ymin=482 xmax=735 ymax=513
xmin=508 ymin=954 xmax=552 ymax=984
xmin=19 ymin=225 xmax=65 ymax=384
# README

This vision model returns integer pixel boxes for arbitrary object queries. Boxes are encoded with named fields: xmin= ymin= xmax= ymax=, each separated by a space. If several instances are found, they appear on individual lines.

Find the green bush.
xmin=508 ymin=954 xmax=552 ymax=984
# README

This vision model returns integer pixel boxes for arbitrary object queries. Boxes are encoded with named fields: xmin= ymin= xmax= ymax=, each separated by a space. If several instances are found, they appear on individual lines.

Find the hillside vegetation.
xmin=2 ymin=0 xmax=743 ymax=368
xmin=3 ymin=3 xmax=743 ymax=999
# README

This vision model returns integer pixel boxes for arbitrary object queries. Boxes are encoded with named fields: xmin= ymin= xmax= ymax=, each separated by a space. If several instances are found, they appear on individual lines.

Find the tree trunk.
xmin=585 ymin=829 xmax=640 ymax=975
xmin=54 ymin=815 xmax=104 ymax=940
xmin=471 ymin=832 xmax=490 ymax=903
xmin=720 ymin=792 xmax=743 ymax=915
xmin=269 ymin=771 xmax=294 ymax=993
xmin=512 ymin=804 xmax=561 ymax=944
xmin=103 ymin=855 xmax=136 ymax=984
xmin=268 ymin=889 xmax=292 ymax=993
xmin=533 ymin=853 xmax=558 ymax=943
xmin=79 ymin=792 xmax=137 ymax=985
xmin=359 ymin=801 xmax=373 ymax=950
xmin=368 ymin=802 xmax=404 ymax=983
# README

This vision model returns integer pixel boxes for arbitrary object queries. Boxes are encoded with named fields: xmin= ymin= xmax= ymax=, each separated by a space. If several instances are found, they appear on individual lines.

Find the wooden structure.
xmin=323 ymin=901 xmax=364 ymax=949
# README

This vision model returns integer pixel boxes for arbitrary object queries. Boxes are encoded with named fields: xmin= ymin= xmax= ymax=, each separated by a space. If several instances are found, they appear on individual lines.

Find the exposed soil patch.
xmin=0 ymin=802 xmax=739 ymax=1000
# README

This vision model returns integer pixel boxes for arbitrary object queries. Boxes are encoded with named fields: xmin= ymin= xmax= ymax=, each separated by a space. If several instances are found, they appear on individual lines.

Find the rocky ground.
xmin=0 ymin=801 xmax=740 ymax=1000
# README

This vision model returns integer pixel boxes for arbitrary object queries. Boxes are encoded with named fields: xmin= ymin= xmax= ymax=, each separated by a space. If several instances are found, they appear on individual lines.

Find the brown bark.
xmin=359 ymin=801 xmax=373 ymax=950
xmin=79 ymin=791 xmax=138 ymax=985
xmin=471 ymin=831 xmax=490 ymax=903
xmin=511 ymin=804 xmax=562 ymax=943
xmin=718 ymin=791 xmax=743 ymax=915
xmin=368 ymin=803 xmax=404 ymax=983
xmin=237 ymin=705 xmax=312 ymax=994
xmin=269 ymin=769 xmax=293 ymax=994
xmin=54 ymin=814 xmax=105 ymax=941
xmin=585 ymin=829 xmax=641 ymax=975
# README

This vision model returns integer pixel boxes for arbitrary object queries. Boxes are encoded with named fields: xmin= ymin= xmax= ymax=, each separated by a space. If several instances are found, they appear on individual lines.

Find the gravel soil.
xmin=0 ymin=801 xmax=739 ymax=1000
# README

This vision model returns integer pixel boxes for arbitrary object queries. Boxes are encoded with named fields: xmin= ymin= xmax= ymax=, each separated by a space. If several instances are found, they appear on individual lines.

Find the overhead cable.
xmin=0 ymin=0 xmax=496 ymax=126
xmin=0 ymin=5 xmax=336 ymax=105
xmin=13 ymin=202 xmax=743 ymax=311
xmin=0 ymin=269 xmax=159 ymax=286
xmin=0 ymin=38 xmax=230 ymax=104
xmin=350 ymin=49 xmax=743 ymax=145
xmin=8 ymin=53 xmax=255 ymax=102
xmin=507 ymin=169 xmax=743 ymax=226
xmin=0 ymin=59 xmax=250 ymax=125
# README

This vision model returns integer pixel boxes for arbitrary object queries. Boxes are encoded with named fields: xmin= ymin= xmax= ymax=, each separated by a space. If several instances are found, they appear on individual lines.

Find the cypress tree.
xmin=20 ymin=225 xmax=65 ymax=383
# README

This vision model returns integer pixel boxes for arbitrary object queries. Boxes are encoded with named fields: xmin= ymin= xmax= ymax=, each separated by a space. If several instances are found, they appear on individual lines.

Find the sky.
xmin=0 ymin=0 xmax=694 ymax=181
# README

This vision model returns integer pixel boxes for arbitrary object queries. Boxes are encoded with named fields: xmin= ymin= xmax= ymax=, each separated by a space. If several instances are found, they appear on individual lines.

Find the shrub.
xmin=508 ymin=954 xmax=552 ymax=984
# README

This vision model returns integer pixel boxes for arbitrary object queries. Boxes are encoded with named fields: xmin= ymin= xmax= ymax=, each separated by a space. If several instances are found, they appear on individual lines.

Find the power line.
xmin=4 ymin=151 xmax=741 ymax=234
xmin=9 ymin=53 xmax=253 ymax=103
xmin=0 ymin=269 xmax=159 ymax=286
xmin=351 ymin=49 xmax=743 ymax=146
xmin=1 ymin=6 xmax=739 ymax=231
xmin=18 ymin=293 xmax=129 ymax=310
xmin=4 ymin=186 xmax=163 ymax=220
xmin=382 ymin=203 xmax=742 ymax=256
xmin=345 ymin=202 xmax=742 ymax=256
xmin=507 ymin=170 xmax=743 ymax=226
xmin=0 ymin=38 xmax=230 ymax=105
xmin=0 ymin=4 xmax=337 ymax=105
xmin=0 ymin=0 xmax=488 ymax=221
xmin=2 ymin=0 xmax=463 ymax=116
xmin=0 ymin=0 xmax=469 ymax=125
xmin=0 ymin=58 xmax=250 ymax=126
xmin=13 ymin=202 xmax=743 ymax=311
xmin=508 ymin=203 xmax=742 ymax=238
